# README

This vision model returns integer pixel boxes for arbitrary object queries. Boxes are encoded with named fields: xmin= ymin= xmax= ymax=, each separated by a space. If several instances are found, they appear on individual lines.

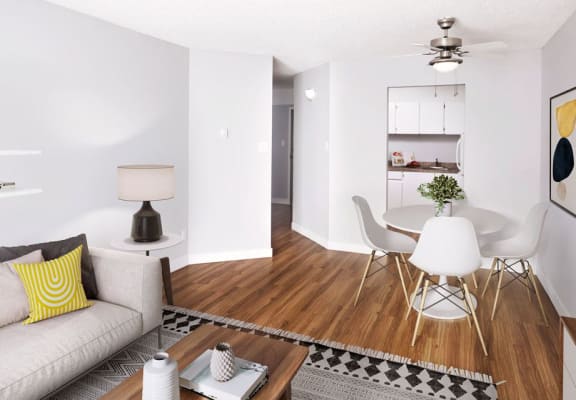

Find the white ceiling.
xmin=45 ymin=0 xmax=576 ymax=84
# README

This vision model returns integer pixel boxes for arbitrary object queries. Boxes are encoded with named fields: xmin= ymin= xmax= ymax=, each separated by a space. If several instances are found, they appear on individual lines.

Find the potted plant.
xmin=417 ymin=174 xmax=465 ymax=216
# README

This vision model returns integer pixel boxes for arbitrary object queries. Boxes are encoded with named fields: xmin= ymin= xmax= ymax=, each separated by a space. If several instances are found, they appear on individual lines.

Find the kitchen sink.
xmin=426 ymin=166 xmax=448 ymax=170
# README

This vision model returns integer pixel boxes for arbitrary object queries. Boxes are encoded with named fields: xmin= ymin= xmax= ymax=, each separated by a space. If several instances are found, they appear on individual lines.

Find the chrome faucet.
xmin=435 ymin=158 xmax=439 ymax=167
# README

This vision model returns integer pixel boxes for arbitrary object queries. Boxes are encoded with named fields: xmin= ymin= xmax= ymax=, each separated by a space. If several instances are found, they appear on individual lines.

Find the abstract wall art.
xmin=551 ymin=86 xmax=576 ymax=216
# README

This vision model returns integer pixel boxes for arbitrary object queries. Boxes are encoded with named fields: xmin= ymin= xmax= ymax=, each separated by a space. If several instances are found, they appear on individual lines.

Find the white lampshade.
xmin=431 ymin=59 xmax=461 ymax=73
xmin=117 ymin=165 xmax=175 ymax=201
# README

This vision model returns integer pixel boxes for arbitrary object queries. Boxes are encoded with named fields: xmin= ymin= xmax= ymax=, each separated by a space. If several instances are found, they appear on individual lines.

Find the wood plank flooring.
xmin=172 ymin=205 xmax=562 ymax=400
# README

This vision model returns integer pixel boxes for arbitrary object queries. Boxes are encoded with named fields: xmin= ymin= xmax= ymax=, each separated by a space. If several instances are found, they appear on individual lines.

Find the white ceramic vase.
xmin=142 ymin=352 xmax=180 ymax=400
xmin=210 ymin=342 xmax=237 ymax=382
xmin=437 ymin=201 xmax=453 ymax=217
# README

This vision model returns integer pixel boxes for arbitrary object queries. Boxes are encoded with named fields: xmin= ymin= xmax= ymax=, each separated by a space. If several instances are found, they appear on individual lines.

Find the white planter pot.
xmin=436 ymin=201 xmax=453 ymax=217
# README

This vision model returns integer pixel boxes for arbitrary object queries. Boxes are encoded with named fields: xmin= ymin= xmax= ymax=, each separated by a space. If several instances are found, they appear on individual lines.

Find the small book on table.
xmin=179 ymin=350 xmax=268 ymax=400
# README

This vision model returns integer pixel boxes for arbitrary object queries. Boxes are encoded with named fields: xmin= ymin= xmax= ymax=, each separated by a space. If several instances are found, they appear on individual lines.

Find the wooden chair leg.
xmin=395 ymin=255 xmax=410 ymax=307
xmin=354 ymin=250 xmax=375 ymax=307
xmin=491 ymin=260 xmax=505 ymax=320
xmin=519 ymin=259 xmax=532 ymax=302
xmin=462 ymin=280 xmax=488 ymax=356
xmin=471 ymin=272 xmax=478 ymax=289
xmin=457 ymin=279 xmax=472 ymax=328
xmin=526 ymin=261 xmax=549 ymax=327
xmin=400 ymin=253 xmax=413 ymax=282
xmin=481 ymin=257 xmax=498 ymax=298
xmin=411 ymin=278 xmax=430 ymax=347
xmin=406 ymin=271 xmax=425 ymax=320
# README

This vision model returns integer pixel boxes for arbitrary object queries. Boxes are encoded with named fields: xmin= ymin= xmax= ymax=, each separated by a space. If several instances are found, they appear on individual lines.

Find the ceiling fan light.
xmin=430 ymin=58 xmax=462 ymax=72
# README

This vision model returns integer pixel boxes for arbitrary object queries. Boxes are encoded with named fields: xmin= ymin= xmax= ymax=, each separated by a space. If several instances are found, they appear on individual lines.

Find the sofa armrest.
xmin=89 ymin=247 xmax=162 ymax=334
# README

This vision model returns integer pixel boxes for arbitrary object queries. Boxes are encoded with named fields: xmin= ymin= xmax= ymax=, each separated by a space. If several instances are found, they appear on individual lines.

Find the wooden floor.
xmin=172 ymin=205 xmax=562 ymax=400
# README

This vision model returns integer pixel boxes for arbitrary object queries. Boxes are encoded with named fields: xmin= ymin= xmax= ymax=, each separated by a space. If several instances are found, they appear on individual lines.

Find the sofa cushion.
xmin=13 ymin=246 xmax=92 ymax=324
xmin=0 ymin=300 xmax=142 ymax=400
xmin=0 ymin=249 xmax=44 ymax=328
xmin=0 ymin=233 xmax=99 ymax=299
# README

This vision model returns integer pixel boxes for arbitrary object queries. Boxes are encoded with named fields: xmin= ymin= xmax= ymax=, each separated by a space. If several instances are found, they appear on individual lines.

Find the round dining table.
xmin=382 ymin=204 xmax=508 ymax=320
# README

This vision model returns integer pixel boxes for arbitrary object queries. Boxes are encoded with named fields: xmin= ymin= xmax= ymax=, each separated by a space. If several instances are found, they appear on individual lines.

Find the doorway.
xmin=271 ymin=88 xmax=294 ymax=242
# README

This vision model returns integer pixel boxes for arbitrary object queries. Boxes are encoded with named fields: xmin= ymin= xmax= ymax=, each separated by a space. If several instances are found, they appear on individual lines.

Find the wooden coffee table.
xmin=101 ymin=324 xmax=309 ymax=400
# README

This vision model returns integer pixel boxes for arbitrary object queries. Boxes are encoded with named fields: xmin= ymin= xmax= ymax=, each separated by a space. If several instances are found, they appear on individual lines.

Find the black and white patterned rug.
xmin=51 ymin=306 xmax=498 ymax=400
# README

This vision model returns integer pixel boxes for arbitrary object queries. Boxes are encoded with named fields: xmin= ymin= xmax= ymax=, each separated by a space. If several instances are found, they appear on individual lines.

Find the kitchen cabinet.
xmin=402 ymin=172 xmax=435 ymax=206
xmin=388 ymin=102 xmax=419 ymax=133
xmin=388 ymin=85 xmax=465 ymax=135
xmin=419 ymin=102 xmax=445 ymax=134
xmin=387 ymin=171 xmax=464 ymax=209
xmin=444 ymin=101 xmax=465 ymax=134
xmin=387 ymin=175 xmax=403 ymax=210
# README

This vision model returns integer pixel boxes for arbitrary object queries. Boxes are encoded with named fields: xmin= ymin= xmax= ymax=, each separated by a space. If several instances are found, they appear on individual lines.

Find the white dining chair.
xmin=352 ymin=196 xmax=416 ymax=307
xmin=407 ymin=217 xmax=488 ymax=356
xmin=480 ymin=202 xmax=549 ymax=326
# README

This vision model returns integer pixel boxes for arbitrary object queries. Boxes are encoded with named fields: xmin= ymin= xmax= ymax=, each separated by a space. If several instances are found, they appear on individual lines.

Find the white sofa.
xmin=0 ymin=248 xmax=163 ymax=400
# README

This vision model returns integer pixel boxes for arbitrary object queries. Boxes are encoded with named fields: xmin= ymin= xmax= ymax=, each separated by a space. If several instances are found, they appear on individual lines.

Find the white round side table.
xmin=110 ymin=232 xmax=184 ymax=306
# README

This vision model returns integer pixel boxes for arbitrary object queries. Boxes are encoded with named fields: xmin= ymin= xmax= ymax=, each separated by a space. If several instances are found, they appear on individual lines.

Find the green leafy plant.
xmin=417 ymin=174 xmax=465 ymax=215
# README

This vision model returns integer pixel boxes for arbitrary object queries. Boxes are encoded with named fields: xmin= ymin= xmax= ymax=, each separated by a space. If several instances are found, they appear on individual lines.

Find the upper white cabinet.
xmin=388 ymin=85 xmax=465 ymax=135
xmin=444 ymin=101 xmax=465 ymax=134
xmin=389 ymin=102 xmax=420 ymax=133
xmin=420 ymin=102 xmax=445 ymax=134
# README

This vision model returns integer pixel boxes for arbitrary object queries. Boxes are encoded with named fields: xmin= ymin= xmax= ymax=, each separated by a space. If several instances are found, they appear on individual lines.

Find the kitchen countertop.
xmin=388 ymin=161 xmax=460 ymax=174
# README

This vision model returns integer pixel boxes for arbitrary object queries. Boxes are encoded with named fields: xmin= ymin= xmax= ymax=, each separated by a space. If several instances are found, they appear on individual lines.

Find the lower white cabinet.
xmin=387 ymin=171 xmax=464 ymax=209
xmin=387 ymin=179 xmax=403 ymax=210
xmin=402 ymin=172 xmax=435 ymax=206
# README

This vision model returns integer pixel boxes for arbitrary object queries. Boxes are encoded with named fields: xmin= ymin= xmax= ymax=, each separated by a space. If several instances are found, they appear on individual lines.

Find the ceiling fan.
xmin=414 ymin=17 xmax=507 ymax=72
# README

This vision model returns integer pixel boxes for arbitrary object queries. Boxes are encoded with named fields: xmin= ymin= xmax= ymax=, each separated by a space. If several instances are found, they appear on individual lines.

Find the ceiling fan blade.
xmin=390 ymin=53 xmax=426 ymax=58
xmin=462 ymin=41 xmax=508 ymax=52
xmin=411 ymin=42 xmax=443 ymax=52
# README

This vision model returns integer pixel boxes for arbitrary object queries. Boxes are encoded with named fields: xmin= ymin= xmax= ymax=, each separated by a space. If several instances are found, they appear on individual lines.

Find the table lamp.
xmin=117 ymin=164 xmax=175 ymax=242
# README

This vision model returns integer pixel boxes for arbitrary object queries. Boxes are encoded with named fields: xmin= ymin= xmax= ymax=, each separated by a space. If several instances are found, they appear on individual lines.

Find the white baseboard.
xmin=291 ymin=222 xmax=371 ymax=254
xmin=272 ymin=197 xmax=291 ymax=205
xmin=173 ymin=248 xmax=273 ymax=269
xmin=291 ymin=222 xmax=329 ymax=248
xmin=170 ymin=255 xmax=192 ymax=272
xmin=538 ymin=272 xmax=568 ymax=317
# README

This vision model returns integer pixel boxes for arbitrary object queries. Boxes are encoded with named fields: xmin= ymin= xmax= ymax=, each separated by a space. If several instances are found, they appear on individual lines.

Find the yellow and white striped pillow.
xmin=12 ymin=245 xmax=92 ymax=324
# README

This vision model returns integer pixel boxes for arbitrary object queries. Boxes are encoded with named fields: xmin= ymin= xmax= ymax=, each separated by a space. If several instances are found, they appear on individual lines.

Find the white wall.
xmin=0 ymin=0 xmax=189 ymax=266
xmin=388 ymin=135 xmax=459 ymax=163
xmin=538 ymin=9 xmax=576 ymax=316
xmin=273 ymin=87 xmax=294 ymax=106
xmin=272 ymin=105 xmax=291 ymax=204
xmin=294 ymin=51 xmax=542 ymax=252
xmin=188 ymin=50 xmax=273 ymax=264
xmin=292 ymin=64 xmax=330 ymax=243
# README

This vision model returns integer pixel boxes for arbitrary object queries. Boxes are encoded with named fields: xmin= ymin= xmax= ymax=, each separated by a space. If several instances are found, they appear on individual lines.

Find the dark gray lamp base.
xmin=131 ymin=201 xmax=163 ymax=242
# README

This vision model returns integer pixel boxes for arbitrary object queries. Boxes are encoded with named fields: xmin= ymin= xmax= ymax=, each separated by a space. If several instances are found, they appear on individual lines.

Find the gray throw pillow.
xmin=0 ymin=234 xmax=98 ymax=299
xmin=0 ymin=249 xmax=44 ymax=327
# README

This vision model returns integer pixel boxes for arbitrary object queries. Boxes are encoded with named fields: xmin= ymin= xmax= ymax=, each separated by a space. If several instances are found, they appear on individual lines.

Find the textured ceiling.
xmin=45 ymin=0 xmax=576 ymax=82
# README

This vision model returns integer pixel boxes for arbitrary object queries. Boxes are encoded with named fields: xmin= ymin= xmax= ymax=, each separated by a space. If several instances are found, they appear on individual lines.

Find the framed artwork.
xmin=551 ymin=86 xmax=576 ymax=216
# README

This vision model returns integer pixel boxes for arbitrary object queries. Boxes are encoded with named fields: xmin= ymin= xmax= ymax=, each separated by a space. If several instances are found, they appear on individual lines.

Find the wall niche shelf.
xmin=0 ymin=188 xmax=43 ymax=199
xmin=387 ymin=133 xmax=462 ymax=136
xmin=1 ymin=149 xmax=43 ymax=198
xmin=0 ymin=150 xmax=42 ymax=156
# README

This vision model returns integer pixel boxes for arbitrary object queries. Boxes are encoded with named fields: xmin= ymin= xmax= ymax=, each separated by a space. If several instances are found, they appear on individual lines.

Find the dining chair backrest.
xmin=409 ymin=216 xmax=481 ymax=277
xmin=352 ymin=195 xmax=385 ymax=250
xmin=517 ymin=202 xmax=549 ymax=258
